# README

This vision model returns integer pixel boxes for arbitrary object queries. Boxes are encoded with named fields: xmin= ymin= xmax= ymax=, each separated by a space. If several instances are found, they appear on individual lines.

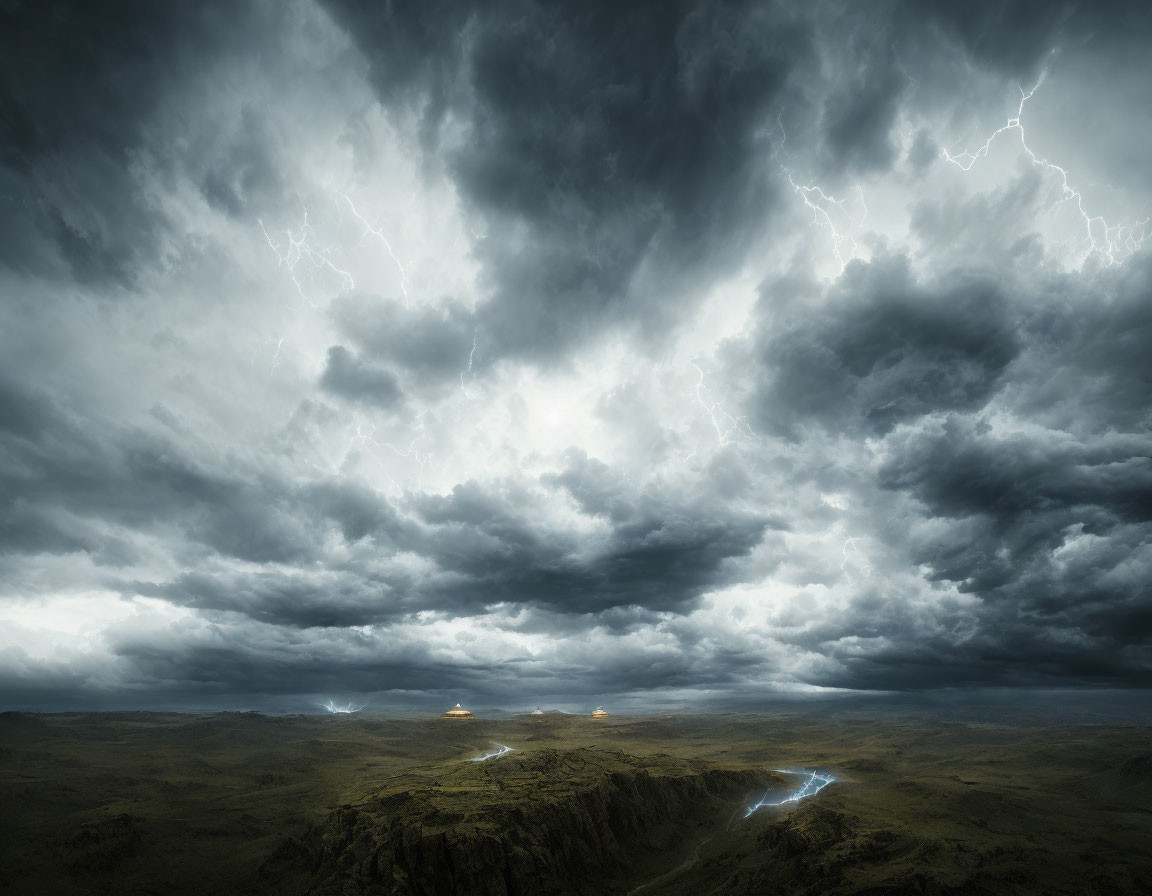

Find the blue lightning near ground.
xmin=467 ymin=744 xmax=514 ymax=762
xmin=321 ymin=700 xmax=364 ymax=714
xmin=744 ymin=769 xmax=836 ymax=818
xmin=943 ymin=69 xmax=1148 ymax=265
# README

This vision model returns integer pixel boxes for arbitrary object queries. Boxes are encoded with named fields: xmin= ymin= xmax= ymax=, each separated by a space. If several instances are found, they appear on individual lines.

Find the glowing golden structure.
xmin=592 ymin=707 xmax=608 ymax=719
xmin=441 ymin=703 xmax=473 ymax=719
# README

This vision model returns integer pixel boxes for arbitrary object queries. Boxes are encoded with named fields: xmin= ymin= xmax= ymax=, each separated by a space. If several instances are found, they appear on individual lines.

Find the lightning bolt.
xmin=689 ymin=359 xmax=752 ymax=447
xmin=256 ymin=195 xmax=413 ymax=370
xmin=943 ymin=69 xmax=1148 ymax=266
xmin=773 ymin=113 xmax=869 ymax=273
xmin=248 ymin=332 xmax=288 ymax=375
xmin=255 ymin=206 xmax=357 ymax=372
xmin=344 ymin=194 xmax=410 ymax=306
xmin=460 ymin=330 xmax=479 ymax=400
xmin=258 ymin=209 xmax=354 ymax=307
xmin=841 ymin=535 xmax=873 ymax=578
xmin=786 ymin=173 xmax=869 ymax=272
xmin=269 ymin=336 xmax=285 ymax=373
xmin=349 ymin=414 xmax=434 ymax=492
xmin=321 ymin=700 xmax=364 ymax=714
xmin=744 ymin=769 xmax=836 ymax=818
xmin=257 ymin=198 xmax=438 ymax=492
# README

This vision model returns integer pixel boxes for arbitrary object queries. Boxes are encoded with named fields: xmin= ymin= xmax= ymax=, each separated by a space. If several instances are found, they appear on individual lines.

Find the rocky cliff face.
xmin=260 ymin=749 xmax=774 ymax=896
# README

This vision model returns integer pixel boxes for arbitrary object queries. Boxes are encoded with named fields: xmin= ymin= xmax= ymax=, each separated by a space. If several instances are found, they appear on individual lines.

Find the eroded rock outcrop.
xmin=261 ymin=749 xmax=774 ymax=896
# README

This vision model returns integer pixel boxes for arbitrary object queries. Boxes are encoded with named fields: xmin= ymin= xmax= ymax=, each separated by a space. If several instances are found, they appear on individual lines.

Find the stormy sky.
xmin=2 ymin=0 xmax=1151 ymax=713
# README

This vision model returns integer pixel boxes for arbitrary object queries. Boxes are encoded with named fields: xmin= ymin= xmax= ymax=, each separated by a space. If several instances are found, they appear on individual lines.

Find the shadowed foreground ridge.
xmin=262 ymin=749 xmax=772 ymax=895
xmin=1 ymin=711 xmax=1151 ymax=894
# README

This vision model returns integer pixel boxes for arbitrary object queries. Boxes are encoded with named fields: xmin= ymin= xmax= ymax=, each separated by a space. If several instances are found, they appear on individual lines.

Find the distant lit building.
xmin=441 ymin=703 xmax=473 ymax=719
xmin=531 ymin=707 xmax=544 ymax=715
xmin=592 ymin=707 xmax=608 ymax=719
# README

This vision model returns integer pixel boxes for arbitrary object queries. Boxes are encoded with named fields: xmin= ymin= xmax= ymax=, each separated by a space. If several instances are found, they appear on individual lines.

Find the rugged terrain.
xmin=1 ymin=710 xmax=1150 ymax=894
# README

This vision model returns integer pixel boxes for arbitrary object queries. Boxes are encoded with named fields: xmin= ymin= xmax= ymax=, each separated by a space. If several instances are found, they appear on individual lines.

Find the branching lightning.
xmin=773 ymin=113 xmax=870 ymax=273
xmin=943 ymin=70 xmax=1148 ymax=265
xmin=349 ymin=416 xmax=434 ymax=492
xmin=744 ymin=769 xmax=836 ymax=818
xmin=255 ymin=193 xmax=413 ymax=371
xmin=467 ymin=743 xmax=514 ymax=762
xmin=786 ymin=173 xmax=869 ymax=271
xmin=689 ymin=359 xmax=752 ymax=447
xmin=840 ymin=535 xmax=873 ymax=578
xmin=343 ymin=194 xmax=411 ymax=306
xmin=258 ymin=210 xmax=354 ymax=307
xmin=321 ymin=700 xmax=364 ymax=714
xmin=258 ymin=195 xmax=437 ymax=490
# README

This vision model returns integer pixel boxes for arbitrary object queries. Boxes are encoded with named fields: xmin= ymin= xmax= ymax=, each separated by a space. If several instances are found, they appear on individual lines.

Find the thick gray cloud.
xmin=728 ymin=251 xmax=1152 ymax=691
xmin=1 ymin=0 xmax=1151 ymax=711
xmin=750 ymin=254 xmax=1020 ymax=436
xmin=324 ymin=0 xmax=814 ymax=359
xmin=411 ymin=465 xmax=773 ymax=617
xmin=0 ymin=0 xmax=291 ymax=286
xmin=319 ymin=345 xmax=405 ymax=409
xmin=330 ymin=295 xmax=477 ymax=386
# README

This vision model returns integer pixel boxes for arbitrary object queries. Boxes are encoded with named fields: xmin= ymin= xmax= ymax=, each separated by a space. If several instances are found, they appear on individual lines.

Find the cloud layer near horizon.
xmin=1 ymin=0 xmax=1150 ymax=711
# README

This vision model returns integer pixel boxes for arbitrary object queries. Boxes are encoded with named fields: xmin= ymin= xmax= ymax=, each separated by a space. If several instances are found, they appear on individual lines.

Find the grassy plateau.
xmin=1 ymin=710 xmax=1149 ymax=894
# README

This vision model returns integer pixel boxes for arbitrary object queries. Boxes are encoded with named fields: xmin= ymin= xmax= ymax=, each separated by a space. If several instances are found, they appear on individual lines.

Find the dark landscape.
xmin=2 ymin=710 xmax=1150 ymax=895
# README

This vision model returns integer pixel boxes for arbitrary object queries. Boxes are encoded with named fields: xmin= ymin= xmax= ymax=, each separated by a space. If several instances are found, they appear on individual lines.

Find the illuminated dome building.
xmin=441 ymin=703 xmax=473 ymax=719
xmin=592 ymin=707 xmax=609 ymax=719
xmin=531 ymin=707 xmax=544 ymax=715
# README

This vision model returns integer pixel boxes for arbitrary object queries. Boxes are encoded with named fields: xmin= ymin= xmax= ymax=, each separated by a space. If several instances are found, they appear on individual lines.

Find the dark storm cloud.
xmin=905 ymin=130 xmax=939 ymax=172
xmin=121 ymin=450 xmax=771 ymax=629
xmin=874 ymin=259 xmax=1152 ymax=617
xmin=132 ymin=569 xmax=408 ymax=630
xmin=2 ymin=341 xmax=769 ymax=632
xmin=106 ymin=625 xmax=479 ymax=699
xmin=324 ymin=0 xmax=813 ymax=358
xmin=305 ymin=479 xmax=402 ymax=545
xmin=0 ymin=373 xmax=402 ymax=572
xmin=319 ymin=345 xmax=405 ymax=409
xmin=192 ymin=107 xmax=287 ymax=220
xmin=820 ymin=53 xmax=906 ymax=174
xmin=808 ymin=593 xmax=1152 ymax=691
xmin=0 ymin=0 xmax=284 ymax=286
xmin=881 ymin=421 xmax=1152 ymax=531
xmin=900 ymin=0 xmax=1070 ymax=79
xmin=330 ymin=295 xmax=476 ymax=382
xmin=1011 ymin=258 xmax=1152 ymax=435
xmin=3 ymin=0 xmax=1152 ymax=710
xmin=750 ymin=254 xmax=1019 ymax=437
xmin=876 ymin=422 xmax=1152 ymax=676
xmin=719 ymin=235 xmax=1152 ymax=690
xmin=407 ymin=464 xmax=773 ymax=618
xmin=903 ymin=0 xmax=1152 ymax=79
xmin=321 ymin=0 xmax=1152 ymax=365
